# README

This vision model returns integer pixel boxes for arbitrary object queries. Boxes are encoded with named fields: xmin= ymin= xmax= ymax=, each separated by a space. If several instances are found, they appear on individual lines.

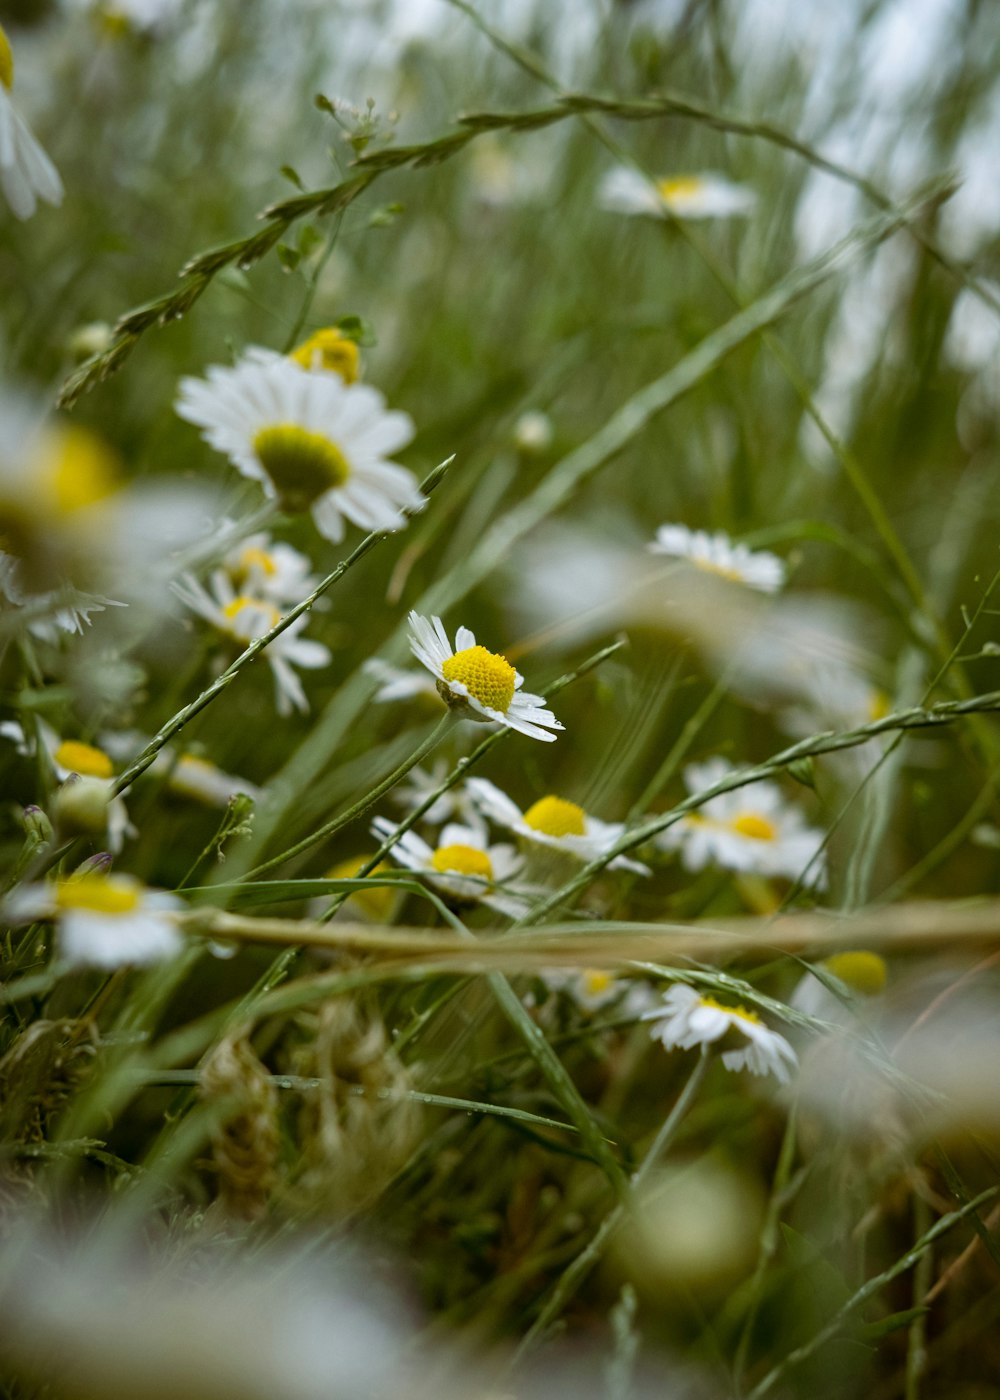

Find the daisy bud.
xmin=21 ymin=804 xmax=53 ymax=845
xmin=75 ymin=851 xmax=114 ymax=877
xmin=54 ymin=774 xmax=112 ymax=840
xmin=513 ymin=410 xmax=553 ymax=455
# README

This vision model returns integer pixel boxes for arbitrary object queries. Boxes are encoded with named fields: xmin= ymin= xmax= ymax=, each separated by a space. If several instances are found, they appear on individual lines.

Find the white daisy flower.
xmin=649 ymin=524 xmax=786 ymax=594
xmin=173 ymin=572 xmax=330 ymax=717
xmin=790 ymin=950 xmax=888 ymax=1022
xmin=175 ymin=351 xmax=423 ymax=543
xmin=0 ymin=24 xmax=63 ymax=221
xmin=363 ymin=657 xmax=442 ymax=705
xmin=220 ymin=530 xmax=318 ymax=606
xmin=1 ymin=719 xmax=134 ymax=852
xmin=370 ymin=816 xmax=529 ymax=918
xmin=465 ymin=777 xmax=649 ymax=874
xmin=5 ymin=873 xmax=183 ymax=969
xmin=643 ymin=984 xmax=798 ymax=1084
xmin=598 ymin=166 xmax=756 ymax=221
xmin=407 ymin=612 xmax=563 ymax=742
xmin=392 ymin=760 xmax=488 ymax=833
xmin=537 ymin=969 xmax=660 ymax=1015
xmin=659 ymin=757 xmax=827 ymax=887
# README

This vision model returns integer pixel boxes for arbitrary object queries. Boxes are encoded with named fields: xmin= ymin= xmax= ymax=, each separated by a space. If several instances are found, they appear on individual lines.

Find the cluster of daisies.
xmin=0 ymin=20 xmax=864 ymax=1092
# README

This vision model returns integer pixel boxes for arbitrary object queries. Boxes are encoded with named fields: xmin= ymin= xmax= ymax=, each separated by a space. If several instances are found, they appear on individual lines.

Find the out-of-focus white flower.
xmin=790 ymin=949 xmax=888 ymax=1021
xmin=364 ymin=657 xmax=442 ymax=705
xmin=598 ymin=166 xmax=756 ymax=220
xmin=0 ymin=1225 xmax=419 ymax=1400
xmin=220 ymin=532 xmax=318 ymax=606
xmin=6 ymin=873 xmax=183 ymax=969
xmin=512 ymin=409 xmax=555 ymax=455
xmin=0 ymin=549 xmax=124 ymax=640
xmin=95 ymin=730 xmax=262 ymax=809
xmin=643 ymin=983 xmax=798 ymax=1084
xmin=1 ymin=719 xmax=135 ymax=851
xmin=176 ymin=351 xmax=422 ymax=543
xmin=392 ymin=760 xmax=487 ymax=832
xmin=307 ymin=853 xmax=400 ymax=923
xmin=649 ymin=524 xmax=786 ymax=594
xmin=465 ymin=777 xmax=649 ymax=873
xmin=0 ymin=392 xmax=221 ymax=616
xmin=371 ymin=816 xmax=529 ymax=917
xmin=537 ymin=969 xmax=660 ymax=1015
xmin=408 ymin=611 xmax=563 ymax=742
xmin=0 ymin=24 xmax=63 ymax=221
xmin=165 ymin=752 xmax=262 ymax=808
xmin=173 ymin=572 xmax=330 ymax=716
xmin=779 ymin=661 xmax=893 ymax=777
xmin=659 ymin=758 xmax=826 ymax=887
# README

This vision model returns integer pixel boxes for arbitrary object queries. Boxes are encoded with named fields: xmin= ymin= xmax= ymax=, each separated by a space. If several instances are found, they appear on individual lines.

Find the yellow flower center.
xmin=868 ymin=689 xmax=891 ymax=722
xmin=49 ymin=428 xmax=120 ymax=515
xmin=53 ymin=740 xmax=114 ymax=779
xmin=730 ymin=812 xmax=777 ymax=842
xmin=0 ymin=25 xmax=13 ymax=90
xmin=232 ymin=545 xmax=278 ymax=584
xmin=582 ymin=969 xmax=614 ymax=998
xmin=523 ymin=795 xmax=587 ymax=838
xmin=221 ymin=595 xmax=281 ymax=638
xmin=823 ymin=951 xmax=887 ymax=996
xmin=56 ymin=874 xmax=141 ymax=916
xmin=656 ymin=175 xmax=704 ymax=205
xmin=430 ymin=844 xmax=493 ymax=881
xmin=252 ymin=423 xmax=351 ymax=512
xmin=290 ymin=329 xmax=360 ymax=384
xmin=328 ymin=854 xmax=396 ymax=921
xmin=440 ymin=645 xmax=516 ymax=714
xmin=699 ymin=994 xmax=762 ymax=1026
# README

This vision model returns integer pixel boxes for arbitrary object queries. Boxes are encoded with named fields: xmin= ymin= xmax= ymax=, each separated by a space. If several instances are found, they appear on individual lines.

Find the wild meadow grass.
xmin=3 ymin=2 xmax=1000 ymax=1396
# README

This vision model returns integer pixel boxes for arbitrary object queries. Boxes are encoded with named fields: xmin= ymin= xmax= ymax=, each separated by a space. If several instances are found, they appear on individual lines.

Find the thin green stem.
xmin=512 ymin=1049 xmax=710 ymax=1368
xmin=746 ymin=1188 xmax=1000 ymax=1399
xmin=518 ymin=688 xmax=1000 ymax=927
xmin=244 ymin=712 xmax=455 ymax=880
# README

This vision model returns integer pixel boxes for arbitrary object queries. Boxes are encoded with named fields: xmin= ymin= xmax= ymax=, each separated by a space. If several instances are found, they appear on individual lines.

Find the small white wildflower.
xmin=220 ymin=531 xmax=318 ymax=606
xmin=465 ymin=777 xmax=649 ymax=873
xmin=643 ymin=984 xmax=797 ymax=1084
xmin=175 ymin=351 xmax=422 ymax=543
xmin=6 ymin=873 xmax=183 ymax=969
xmin=0 ymin=23 xmax=63 ymax=221
xmin=371 ymin=817 xmax=530 ymax=917
xmin=538 ymin=969 xmax=659 ymax=1015
xmin=598 ymin=166 xmax=755 ymax=221
xmin=407 ymin=612 xmax=563 ymax=742
xmin=650 ymin=524 xmax=786 ymax=593
xmin=659 ymin=757 xmax=826 ymax=887
xmin=173 ymin=572 xmax=330 ymax=717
